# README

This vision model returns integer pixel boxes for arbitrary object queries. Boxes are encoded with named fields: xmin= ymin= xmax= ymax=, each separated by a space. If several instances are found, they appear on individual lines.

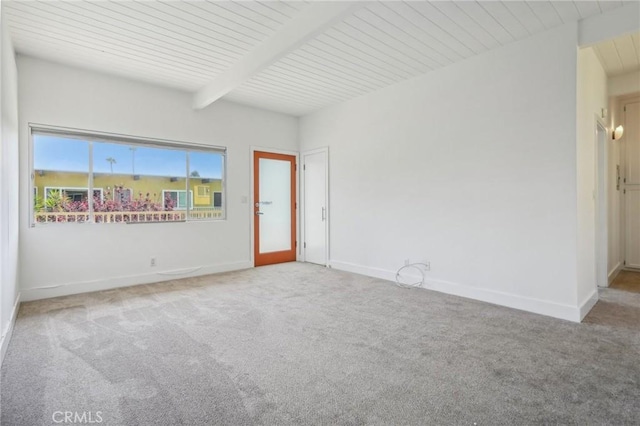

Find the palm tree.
xmin=106 ymin=157 xmax=117 ymax=174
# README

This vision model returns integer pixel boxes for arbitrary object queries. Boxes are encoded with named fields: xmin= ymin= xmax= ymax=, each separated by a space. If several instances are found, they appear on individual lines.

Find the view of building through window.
xmin=32 ymin=131 xmax=225 ymax=224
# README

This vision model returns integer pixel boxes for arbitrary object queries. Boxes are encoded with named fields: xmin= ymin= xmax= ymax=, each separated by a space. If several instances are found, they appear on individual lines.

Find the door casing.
xmin=250 ymin=147 xmax=300 ymax=266
xmin=301 ymin=147 xmax=329 ymax=266
xmin=595 ymin=118 xmax=608 ymax=288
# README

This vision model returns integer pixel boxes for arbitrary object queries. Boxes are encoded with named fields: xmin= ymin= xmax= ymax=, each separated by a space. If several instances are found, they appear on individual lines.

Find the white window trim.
xmin=162 ymin=189 xmax=194 ymax=210
xmin=113 ymin=187 xmax=133 ymax=202
xmin=44 ymin=186 xmax=104 ymax=201
xmin=195 ymin=185 xmax=211 ymax=197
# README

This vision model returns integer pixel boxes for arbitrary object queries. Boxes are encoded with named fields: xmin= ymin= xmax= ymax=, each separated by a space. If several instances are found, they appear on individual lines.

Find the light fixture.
xmin=613 ymin=125 xmax=624 ymax=140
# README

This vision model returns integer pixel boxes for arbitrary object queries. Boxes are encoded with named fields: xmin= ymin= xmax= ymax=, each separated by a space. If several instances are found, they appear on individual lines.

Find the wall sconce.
xmin=613 ymin=125 xmax=624 ymax=140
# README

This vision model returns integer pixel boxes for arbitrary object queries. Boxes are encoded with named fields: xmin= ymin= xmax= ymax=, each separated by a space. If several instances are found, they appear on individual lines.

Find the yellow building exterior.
xmin=34 ymin=170 xmax=224 ymax=222
xmin=34 ymin=170 xmax=223 ymax=209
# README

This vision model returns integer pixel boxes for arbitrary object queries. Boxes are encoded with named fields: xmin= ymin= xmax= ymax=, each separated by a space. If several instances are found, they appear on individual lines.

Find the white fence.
xmin=34 ymin=208 xmax=223 ymax=223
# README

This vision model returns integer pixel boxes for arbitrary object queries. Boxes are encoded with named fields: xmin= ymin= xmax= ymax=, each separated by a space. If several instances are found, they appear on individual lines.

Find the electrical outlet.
xmin=150 ymin=257 xmax=157 ymax=267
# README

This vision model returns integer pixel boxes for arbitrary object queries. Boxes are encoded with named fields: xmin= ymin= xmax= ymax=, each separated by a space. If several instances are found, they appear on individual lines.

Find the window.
xmin=32 ymin=126 xmax=225 ymax=224
xmin=44 ymin=187 xmax=103 ymax=202
xmin=194 ymin=185 xmax=211 ymax=205
xmin=114 ymin=187 xmax=132 ymax=204
xmin=162 ymin=190 xmax=193 ymax=210
xmin=213 ymin=192 xmax=222 ymax=209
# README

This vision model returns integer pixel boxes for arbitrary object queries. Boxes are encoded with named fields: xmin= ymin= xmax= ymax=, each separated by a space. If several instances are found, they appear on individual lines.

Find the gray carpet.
xmin=1 ymin=263 xmax=639 ymax=425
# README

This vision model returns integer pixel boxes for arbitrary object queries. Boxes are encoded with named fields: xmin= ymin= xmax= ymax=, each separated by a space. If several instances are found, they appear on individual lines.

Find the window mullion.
xmin=186 ymin=151 xmax=190 ymax=221
xmin=88 ymin=141 xmax=94 ymax=223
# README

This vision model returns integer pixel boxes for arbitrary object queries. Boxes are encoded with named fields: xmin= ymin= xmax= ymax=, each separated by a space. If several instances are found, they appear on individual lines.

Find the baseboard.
xmin=1 ymin=293 xmax=21 ymax=366
xmin=330 ymin=260 xmax=583 ymax=322
xmin=20 ymin=261 xmax=253 ymax=302
xmin=608 ymin=261 xmax=622 ymax=285
xmin=578 ymin=289 xmax=599 ymax=321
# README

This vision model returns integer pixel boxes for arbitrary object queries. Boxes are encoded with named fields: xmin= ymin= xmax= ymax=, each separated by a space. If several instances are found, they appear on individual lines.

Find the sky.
xmin=34 ymin=135 xmax=223 ymax=178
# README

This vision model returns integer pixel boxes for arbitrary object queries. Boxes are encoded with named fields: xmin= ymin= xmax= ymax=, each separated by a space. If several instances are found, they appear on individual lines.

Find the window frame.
xmin=113 ymin=187 xmax=133 ymax=204
xmin=213 ymin=191 xmax=223 ymax=209
xmin=30 ymin=123 xmax=227 ymax=226
xmin=44 ymin=186 xmax=104 ymax=202
xmin=161 ymin=189 xmax=194 ymax=210
xmin=194 ymin=184 xmax=211 ymax=206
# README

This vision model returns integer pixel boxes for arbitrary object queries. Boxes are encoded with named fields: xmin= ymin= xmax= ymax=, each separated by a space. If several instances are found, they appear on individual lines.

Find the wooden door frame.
xmin=250 ymin=146 xmax=300 ymax=267
xmin=301 ymin=147 xmax=330 ymax=266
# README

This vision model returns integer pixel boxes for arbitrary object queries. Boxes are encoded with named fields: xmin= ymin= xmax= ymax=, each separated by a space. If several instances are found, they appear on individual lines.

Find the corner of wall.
xmin=1 ymin=2 xmax=21 ymax=363
xmin=579 ymin=289 xmax=599 ymax=322
xmin=0 ymin=292 xmax=20 ymax=365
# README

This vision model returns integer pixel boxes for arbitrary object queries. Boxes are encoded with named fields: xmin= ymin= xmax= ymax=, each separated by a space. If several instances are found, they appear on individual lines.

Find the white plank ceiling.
xmin=5 ymin=0 xmax=312 ymax=91
xmin=4 ymin=1 xmax=634 ymax=116
xmin=592 ymin=31 xmax=640 ymax=76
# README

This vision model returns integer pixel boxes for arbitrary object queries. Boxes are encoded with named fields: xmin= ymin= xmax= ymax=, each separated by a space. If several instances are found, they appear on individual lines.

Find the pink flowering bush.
xmin=94 ymin=186 xmax=174 ymax=212
xmin=35 ymin=186 xmax=179 ymax=223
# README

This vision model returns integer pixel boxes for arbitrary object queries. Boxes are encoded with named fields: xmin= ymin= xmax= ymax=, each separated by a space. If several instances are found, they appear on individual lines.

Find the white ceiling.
xmin=592 ymin=31 xmax=640 ymax=76
xmin=4 ymin=0 xmax=312 ymax=91
xmin=4 ymin=1 xmax=635 ymax=116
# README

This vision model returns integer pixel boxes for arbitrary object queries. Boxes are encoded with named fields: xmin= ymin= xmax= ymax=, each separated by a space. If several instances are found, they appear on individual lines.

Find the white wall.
xmin=17 ymin=56 xmax=298 ymax=300
xmin=608 ymin=71 xmax=640 ymax=98
xmin=576 ymin=47 xmax=608 ymax=304
xmin=1 ymin=6 xmax=21 ymax=362
xmin=301 ymin=24 xmax=585 ymax=321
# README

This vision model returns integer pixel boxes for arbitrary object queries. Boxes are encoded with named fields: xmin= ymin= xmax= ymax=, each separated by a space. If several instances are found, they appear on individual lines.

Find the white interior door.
xmin=303 ymin=149 xmax=328 ymax=266
xmin=624 ymin=101 xmax=640 ymax=269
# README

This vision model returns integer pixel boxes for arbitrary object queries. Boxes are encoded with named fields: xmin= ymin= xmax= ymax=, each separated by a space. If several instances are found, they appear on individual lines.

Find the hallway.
xmin=610 ymin=270 xmax=640 ymax=294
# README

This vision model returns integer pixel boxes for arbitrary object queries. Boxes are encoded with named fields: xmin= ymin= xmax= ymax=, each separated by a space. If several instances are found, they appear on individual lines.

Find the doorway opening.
xmin=610 ymin=96 xmax=640 ymax=293
xmin=583 ymin=31 xmax=640 ymax=298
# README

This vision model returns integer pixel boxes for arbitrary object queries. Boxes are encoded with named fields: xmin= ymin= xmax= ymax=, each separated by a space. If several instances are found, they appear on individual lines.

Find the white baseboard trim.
xmin=20 ymin=261 xmax=253 ymax=302
xmin=578 ymin=289 xmax=599 ymax=321
xmin=608 ymin=261 xmax=622 ymax=285
xmin=330 ymin=260 xmax=583 ymax=322
xmin=1 ymin=293 xmax=21 ymax=366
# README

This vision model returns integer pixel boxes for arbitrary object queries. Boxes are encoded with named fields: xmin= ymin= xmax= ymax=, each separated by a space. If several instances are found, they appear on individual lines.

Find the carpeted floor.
xmin=1 ymin=263 xmax=639 ymax=425
xmin=610 ymin=269 xmax=640 ymax=294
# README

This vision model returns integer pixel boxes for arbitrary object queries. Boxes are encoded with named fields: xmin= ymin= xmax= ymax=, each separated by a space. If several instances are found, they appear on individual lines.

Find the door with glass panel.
xmin=254 ymin=151 xmax=297 ymax=266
